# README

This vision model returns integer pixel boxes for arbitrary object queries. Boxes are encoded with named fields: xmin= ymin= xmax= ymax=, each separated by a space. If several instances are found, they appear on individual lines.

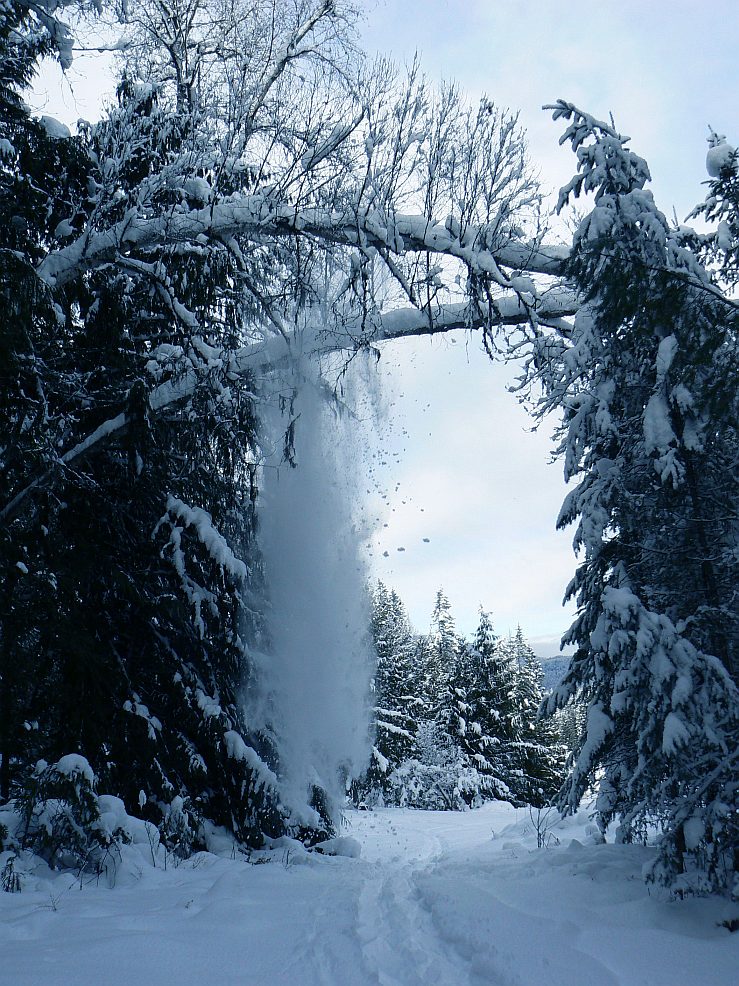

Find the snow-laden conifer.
xmin=355 ymin=582 xmax=420 ymax=804
xmin=538 ymin=102 xmax=738 ymax=896
xmin=505 ymin=627 xmax=566 ymax=807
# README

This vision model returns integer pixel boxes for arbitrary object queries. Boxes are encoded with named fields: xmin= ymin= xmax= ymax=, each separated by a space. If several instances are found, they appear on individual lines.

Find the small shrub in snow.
xmin=14 ymin=756 xmax=129 ymax=875
xmin=385 ymin=720 xmax=495 ymax=811
xmin=1 ymin=852 xmax=21 ymax=893
xmin=159 ymin=796 xmax=199 ymax=861
xmin=528 ymin=805 xmax=560 ymax=849
xmin=388 ymin=758 xmax=483 ymax=811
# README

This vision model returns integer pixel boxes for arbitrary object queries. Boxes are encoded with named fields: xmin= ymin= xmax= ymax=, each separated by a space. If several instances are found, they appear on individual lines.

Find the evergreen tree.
xmin=537 ymin=103 xmax=739 ymax=895
xmin=372 ymin=582 xmax=419 ymax=717
xmin=0 ymin=3 xmax=285 ymax=844
xmin=389 ymin=717 xmax=479 ymax=811
xmin=425 ymin=588 xmax=458 ymax=707
xmin=508 ymin=627 xmax=565 ymax=807
xmin=0 ymin=2 xmax=103 ymax=802
xmin=443 ymin=610 xmax=520 ymax=804
xmin=552 ymin=701 xmax=587 ymax=755
xmin=359 ymin=582 xmax=420 ymax=802
xmin=690 ymin=131 xmax=739 ymax=289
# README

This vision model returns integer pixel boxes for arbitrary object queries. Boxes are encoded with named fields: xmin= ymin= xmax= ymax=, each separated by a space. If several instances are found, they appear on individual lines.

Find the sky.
xmin=29 ymin=0 xmax=739 ymax=654
xmin=355 ymin=0 xmax=739 ymax=651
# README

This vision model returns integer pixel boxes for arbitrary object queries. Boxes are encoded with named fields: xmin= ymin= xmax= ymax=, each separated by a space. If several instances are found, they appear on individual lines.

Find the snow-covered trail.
xmin=1 ymin=804 xmax=737 ymax=986
xmin=347 ymin=808 xmax=712 ymax=986
xmin=355 ymin=812 xmax=472 ymax=985
xmin=355 ymin=808 xmax=615 ymax=986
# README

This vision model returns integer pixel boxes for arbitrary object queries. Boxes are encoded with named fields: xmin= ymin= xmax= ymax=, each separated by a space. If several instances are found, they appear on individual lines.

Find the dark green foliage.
xmin=361 ymin=589 xmax=565 ymax=811
xmin=552 ymin=700 xmax=587 ymax=753
xmin=443 ymin=611 xmax=520 ymax=803
xmin=14 ymin=757 xmax=123 ymax=871
xmin=507 ymin=628 xmax=566 ymax=807
xmin=425 ymin=588 xmax=458 ymax=707
xmin=0 ymin=8 xmax=286 ymax=850
xmin=690 ymin=135 xmax=739 ymax=289
xmin=539 ymin=102 xmax=739 ymax=896
xmin=354 ymin=582 xmax=420 ymax=803
xmin=443 ymin=616 xmax=565 ymax=807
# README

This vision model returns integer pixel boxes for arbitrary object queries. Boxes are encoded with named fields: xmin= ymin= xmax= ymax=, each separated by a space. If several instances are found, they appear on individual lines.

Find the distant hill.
xmin=538 ymin=655 xmax=571 ymax=693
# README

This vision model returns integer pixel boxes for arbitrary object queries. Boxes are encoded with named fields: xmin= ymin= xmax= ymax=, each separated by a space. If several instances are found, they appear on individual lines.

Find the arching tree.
xmin=4 ymin=0 xmax=558 ymax=844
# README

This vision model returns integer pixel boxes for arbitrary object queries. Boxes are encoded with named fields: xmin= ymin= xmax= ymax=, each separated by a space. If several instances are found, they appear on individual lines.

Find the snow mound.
xmin=312 ymin=836 xmax=362 ymax=858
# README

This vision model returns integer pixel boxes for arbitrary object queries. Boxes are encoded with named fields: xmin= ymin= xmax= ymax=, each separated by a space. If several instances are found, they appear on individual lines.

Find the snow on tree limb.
xmin=161 ymin=496 xmax=248 ymax=581
xmin=36 ymin=199 xmax=569 ymax=290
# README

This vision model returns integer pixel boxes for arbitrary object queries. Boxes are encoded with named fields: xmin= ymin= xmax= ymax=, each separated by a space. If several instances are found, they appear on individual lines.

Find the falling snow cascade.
xmin=252 ymin=358 xmax=377 ymax=830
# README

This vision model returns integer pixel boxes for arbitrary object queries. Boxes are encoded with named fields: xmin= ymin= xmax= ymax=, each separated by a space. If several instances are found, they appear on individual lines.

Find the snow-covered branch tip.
xmin=544 ymin=99 xmax=651 ymax=212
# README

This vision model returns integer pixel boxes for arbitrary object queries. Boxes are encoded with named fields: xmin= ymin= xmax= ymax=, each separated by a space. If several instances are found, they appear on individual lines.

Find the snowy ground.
xmin=1 ymin=803 xmax=737 ymax=986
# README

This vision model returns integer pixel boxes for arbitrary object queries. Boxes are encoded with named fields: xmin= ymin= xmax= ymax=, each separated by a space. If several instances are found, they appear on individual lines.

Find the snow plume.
xmin=253 ymin=356 xmax=377 ymax=828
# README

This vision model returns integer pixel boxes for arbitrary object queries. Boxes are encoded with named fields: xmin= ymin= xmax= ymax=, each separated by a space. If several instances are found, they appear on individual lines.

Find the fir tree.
xmin=537 ymin=102 xmax=739 ymax=895
xmin=444 ymin=610 xmax=520 ymax=804
xmin=360 ymin=582 xmax=420 ymax=802
xmin=508 ymin=627 xmax=565 ymax=807
xmin=690 ymin=131 xmax=739 ymax=290
xmin=0 ymin=10 xmax=284 ymax=844
xmin=425 ymin=588 xmax=458 ymax=707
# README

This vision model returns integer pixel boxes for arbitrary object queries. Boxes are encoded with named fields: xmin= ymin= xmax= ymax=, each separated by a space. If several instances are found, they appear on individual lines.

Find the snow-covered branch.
xmin=37 ymin=198 xmax=568 ymax=289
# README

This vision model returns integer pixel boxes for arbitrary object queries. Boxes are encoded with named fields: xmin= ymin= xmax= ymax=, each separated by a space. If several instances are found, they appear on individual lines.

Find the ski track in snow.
xmin=352 ymin=811 xmax=618 ymax=986
xmin=1 ymin=804 xmax=738 ymax=986
xmin=356 ymin=822 xmax=468 ymax=985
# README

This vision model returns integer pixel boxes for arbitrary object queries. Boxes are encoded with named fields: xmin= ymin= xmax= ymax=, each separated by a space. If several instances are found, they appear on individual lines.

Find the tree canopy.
xmin=1 ymin=1 xmax=736 ymax=896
